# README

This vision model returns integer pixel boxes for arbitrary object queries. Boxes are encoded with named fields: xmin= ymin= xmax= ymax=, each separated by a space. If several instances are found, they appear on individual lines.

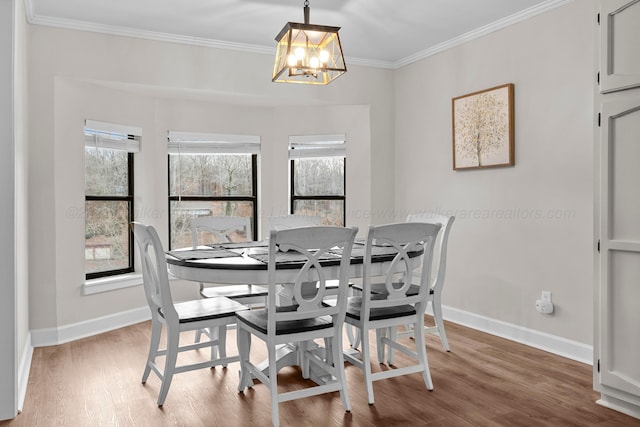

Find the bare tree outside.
xmin=169 ymin=153 xmax=254 ymax=247
xmin=292 ymin=157 xmax=345 ymax=225
xmin=453 ymin=84 xmax=514 ymax=169
xmin=85 ymin=147 xmax=131 ymax=274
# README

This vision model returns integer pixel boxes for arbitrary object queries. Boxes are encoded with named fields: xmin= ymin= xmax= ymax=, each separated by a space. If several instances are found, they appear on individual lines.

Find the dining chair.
xmin=190 ymin=215 xmax=267 ymax=304
xmin=349 ymin=214 xmax=456 ymax=354
xmin=266 ymin=214 xmax=333 ymax=303
xmin=266 ymin=214 xmax=321 ymax=231
xmin=236 ymin=225 xmax=358 ymax=427
xmin=395 ymin=213 xmax=456 ymax=352
xmin=190 ymin=216 xmax=268 ymax=346
xmin=131 ymin=222 xmax=248 ymax=406
xmin=342 ymin=222 xmax=440 ymax=405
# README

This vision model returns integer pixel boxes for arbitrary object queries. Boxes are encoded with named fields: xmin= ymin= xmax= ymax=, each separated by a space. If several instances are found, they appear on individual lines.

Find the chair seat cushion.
xmin=236 ymin=305 xmax=333 ymax=335
xmin=163 ymin=297 xmax=248 ymax=323
xmin=200 ymin=285 xmax=268 ymax=299
xmin=345 ymin=295 xmax=416 ymax=321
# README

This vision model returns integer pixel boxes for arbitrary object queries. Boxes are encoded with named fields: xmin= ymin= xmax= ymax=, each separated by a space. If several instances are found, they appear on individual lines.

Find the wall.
xmin=1 ymin=0 xmax=30 ymax=420
xmin=28 ymin=25 xmax=393 ymax=331
xmin=394 ymin=0 xmax=594 ymax=346
xmin=0 ymin=0 xmax=17 ymax=419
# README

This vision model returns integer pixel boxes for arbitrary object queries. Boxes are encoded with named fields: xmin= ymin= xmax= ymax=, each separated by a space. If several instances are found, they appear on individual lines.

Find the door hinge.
xmin=597 ymin=359 xmax=600 ymax=372
xmin=597 ymin=13 xmax=600 ymax=24
xmin=597 ymin=71 xmax=600 ymax=85
xmin=597 ymin=240 xmax=600 ymax=253
xmin=598 ymin=113 xmax=601 ymax=127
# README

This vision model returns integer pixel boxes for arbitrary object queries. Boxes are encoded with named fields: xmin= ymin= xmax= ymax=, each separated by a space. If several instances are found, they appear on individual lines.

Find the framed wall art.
xmin=452 ymin=83 xmax=514 ymax=170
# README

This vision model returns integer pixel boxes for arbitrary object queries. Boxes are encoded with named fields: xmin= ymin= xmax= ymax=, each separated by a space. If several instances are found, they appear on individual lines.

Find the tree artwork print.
xmin=452 ymin=83 xmax=514 ymax=170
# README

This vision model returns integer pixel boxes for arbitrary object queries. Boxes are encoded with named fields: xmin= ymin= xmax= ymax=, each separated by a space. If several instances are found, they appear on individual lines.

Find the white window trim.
xmin=83 ymin=273 xmax=143 ymax=295
xmin=168 ymin=131 xmax=260 ymax=154
xmin=289 ymin=133 xmax=346 ymax=159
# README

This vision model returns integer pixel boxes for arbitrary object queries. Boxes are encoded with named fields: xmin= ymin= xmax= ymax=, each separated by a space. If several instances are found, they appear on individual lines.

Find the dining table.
xmin=165 ymin=239 xmax=423 ymax=384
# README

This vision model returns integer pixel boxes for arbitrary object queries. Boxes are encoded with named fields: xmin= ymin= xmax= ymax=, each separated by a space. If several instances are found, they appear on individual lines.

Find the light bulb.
xmin=294 ymin=47 xmax=306 ymax=60
xmin=319 ymin=50 xmax=330 ymax=63
xmin=309 ymin=56 xmax=320 ymax=68
xmin=287 ymin=54 xmax=298 ymax=67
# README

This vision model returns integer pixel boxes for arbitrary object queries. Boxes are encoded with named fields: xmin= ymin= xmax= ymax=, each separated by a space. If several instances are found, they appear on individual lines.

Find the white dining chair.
xmin=190 ymin=215 xmax=267 ymax=304
xmin=236 ymin=225 xmax=358 ymax=427
xmin=131 ymin=222 xmax=248 ymax=406
xmin=397 ymin=213 xmax=456 ymax=352
xmin=342 ymin=222 xmax=440 ymax=405
xmin=266 ymin=214 xmax=321 ymax=231
xmin=350 ymin=214 xmax=456 ymax=354
xmin=190 ymin=216 xmax=268 ymax=346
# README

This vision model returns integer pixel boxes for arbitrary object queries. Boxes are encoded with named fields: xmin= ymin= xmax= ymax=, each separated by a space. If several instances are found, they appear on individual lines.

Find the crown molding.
xmin=393 ymin=0 xmax=573 ymax=69
xmin=24 ymin=0 xmax=572 ymax=70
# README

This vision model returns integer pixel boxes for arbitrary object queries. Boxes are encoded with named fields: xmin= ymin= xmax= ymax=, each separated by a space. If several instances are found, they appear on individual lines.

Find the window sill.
xmin=84 ymin=273 xmax=143 ymax=295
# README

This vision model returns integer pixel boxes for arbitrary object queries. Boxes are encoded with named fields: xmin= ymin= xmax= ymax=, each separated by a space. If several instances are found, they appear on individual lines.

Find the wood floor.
xmin=2 ymin=319 xmax=638 ymax=427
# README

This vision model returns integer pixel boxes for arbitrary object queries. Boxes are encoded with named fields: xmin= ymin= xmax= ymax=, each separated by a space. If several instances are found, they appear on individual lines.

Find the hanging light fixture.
xmin=272 ymin=0 xmax=347 ymax=85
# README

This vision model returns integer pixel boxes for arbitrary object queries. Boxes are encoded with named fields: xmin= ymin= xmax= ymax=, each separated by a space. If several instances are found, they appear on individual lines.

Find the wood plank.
xmin=1 ymin=318 xmax=638 ymax=426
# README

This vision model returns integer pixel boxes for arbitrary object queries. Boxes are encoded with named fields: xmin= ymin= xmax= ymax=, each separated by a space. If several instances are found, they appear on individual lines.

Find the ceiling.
xmin=26 ymin=0 xmax=569 ymax=69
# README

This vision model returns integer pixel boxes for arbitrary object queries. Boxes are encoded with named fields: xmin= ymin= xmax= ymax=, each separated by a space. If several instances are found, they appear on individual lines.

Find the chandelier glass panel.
xmin=272 ymin=0 xmax=346 ymax=85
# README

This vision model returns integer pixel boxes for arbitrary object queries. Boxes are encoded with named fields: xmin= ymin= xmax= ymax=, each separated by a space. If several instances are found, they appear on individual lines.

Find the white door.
xmin=595 ymin=1 xmax=640 ymax=410
xmin=597 ymin=96 xmax=640 ymax=400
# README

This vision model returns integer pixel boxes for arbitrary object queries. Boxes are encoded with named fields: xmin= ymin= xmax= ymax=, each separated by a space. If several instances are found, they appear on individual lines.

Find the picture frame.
xmin=452 ymin=83 xmax=514 ymax=170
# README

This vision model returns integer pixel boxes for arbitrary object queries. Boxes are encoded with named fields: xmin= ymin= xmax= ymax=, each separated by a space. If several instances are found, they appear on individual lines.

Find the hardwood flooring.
xmin=2 ymin=319 xmax=638 ymax=426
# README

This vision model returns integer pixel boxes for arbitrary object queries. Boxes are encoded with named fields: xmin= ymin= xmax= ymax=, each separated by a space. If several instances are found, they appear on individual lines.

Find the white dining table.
xmin=165 ymin=241 xmax=422 ymax=383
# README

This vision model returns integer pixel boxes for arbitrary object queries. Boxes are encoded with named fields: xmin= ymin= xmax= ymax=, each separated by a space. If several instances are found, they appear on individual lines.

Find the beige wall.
xmin=394 ymin=0 xmax=594 ymax=343
xmin=26 ymin=0 xmax=597 ymax=349
xmin=28 ymin=26 xmax=393 ymax=329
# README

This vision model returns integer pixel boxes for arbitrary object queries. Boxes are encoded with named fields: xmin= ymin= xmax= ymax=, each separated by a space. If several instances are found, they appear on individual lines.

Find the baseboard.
xmin=29 ymin=303 xmax=591 ymax=365
xmin=434 ymin=305 xmax=593 ymax=364
xmin=31 ymin=306 xmax=151 ymax=347
xmin=597 ymin=395 xmax=640 ymax=420
xmin=17 ymin=333 xmax=33 ymax=412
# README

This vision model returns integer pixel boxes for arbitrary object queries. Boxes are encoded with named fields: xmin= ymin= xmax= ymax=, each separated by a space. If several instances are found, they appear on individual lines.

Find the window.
xmin=168 ymin=132 xmax=259 ymax=249
xmin=84 ymin=120 xmax=140 ymax=279
xmin=289 ymin=134 xmax=346 ymax=226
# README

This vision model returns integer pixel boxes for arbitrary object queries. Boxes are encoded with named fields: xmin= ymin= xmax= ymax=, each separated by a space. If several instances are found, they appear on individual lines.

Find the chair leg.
xmin=375 ymin=328 xmax=386 ymax=364
xmin=414 ymin=317 xmax=433 ymax=391
xmin=217 ymin=325 xmax=228 ymax=367
xmin=142 ymin=319 xmax=162 ymax=384
xmin=387 ymin=327 xmax=397 ymax=365
xmin=268 ymin=344 xmax=280 ymax=427
xmin=346 ymin=324 xmax=361 ymax=349
xmin=237 ymin=327 xmax=252 ymax=392
xmin=333 ymin=330 xmax=351 ymax=412
xmin=431 ymin=297 xmax=450 ymax=352
xmin=194 ymin=328 xmax=202 ymax=343
xmin=300 ymin=341 xmax=310 ymax=379
xmin=360 ymin=328 xmax=375 ymax=405
xmin=157 ymin=329 xmax=179 ymax=406
xmin=323 ymin=337 xmax=333 ymax=367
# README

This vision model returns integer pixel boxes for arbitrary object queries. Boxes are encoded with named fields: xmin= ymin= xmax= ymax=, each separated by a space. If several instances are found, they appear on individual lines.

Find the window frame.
xmin=84 ymin=122 xmax=138 ymax=281
xmin=167 ymin=132 xmax=260 ymax=249
xmin=289 ymin=134 xmax=346 ymax=226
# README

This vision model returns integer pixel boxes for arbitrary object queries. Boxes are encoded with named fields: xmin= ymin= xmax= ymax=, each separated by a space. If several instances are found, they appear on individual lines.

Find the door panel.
xmin=599 ymin=98 xmax=640 ymax=398
xmin=600 ymin=0 xmax=640 ymax=92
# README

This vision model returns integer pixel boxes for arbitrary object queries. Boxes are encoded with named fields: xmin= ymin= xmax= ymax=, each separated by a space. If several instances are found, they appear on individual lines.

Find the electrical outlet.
xmin=541 ymin=290 xmax=552 ymax=303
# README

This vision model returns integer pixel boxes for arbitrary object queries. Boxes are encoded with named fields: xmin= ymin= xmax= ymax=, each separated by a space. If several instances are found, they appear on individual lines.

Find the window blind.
xmin=168 ymin=131 xmax=260 ymax=154
xmin=84 ymin=119 xmax=141 ymax=153
xmin=288 ymin=134 xmax=346 ymax=159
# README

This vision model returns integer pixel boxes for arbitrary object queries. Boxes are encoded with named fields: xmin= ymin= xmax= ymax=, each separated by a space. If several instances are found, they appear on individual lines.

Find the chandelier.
xmin=272 ymin=0 xmax=347 ymax=85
